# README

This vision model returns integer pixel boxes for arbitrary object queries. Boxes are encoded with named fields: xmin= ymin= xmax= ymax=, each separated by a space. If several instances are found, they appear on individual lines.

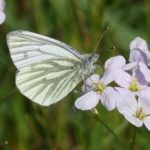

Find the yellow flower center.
xmin=92 ymin=82 xmax=106 ymax=93
xmin=128 ymin=77 xmax=140 ymax=92
xmin=134 ymin=107 xmax=145 ymax=120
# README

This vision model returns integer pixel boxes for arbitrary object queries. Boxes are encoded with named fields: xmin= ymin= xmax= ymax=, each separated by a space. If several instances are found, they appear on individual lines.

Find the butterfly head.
xmin=80 ymin=53 xmax=99 ymax=77
xmin=89 ymin=53 xmax=99 ymax=64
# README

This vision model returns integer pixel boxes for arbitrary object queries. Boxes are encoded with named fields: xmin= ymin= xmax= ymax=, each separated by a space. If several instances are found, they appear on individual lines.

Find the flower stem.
xmin=93 ymin=113 xmax=126 ymax=150
xmin=129 ymin=126 xmax=136 ymax=150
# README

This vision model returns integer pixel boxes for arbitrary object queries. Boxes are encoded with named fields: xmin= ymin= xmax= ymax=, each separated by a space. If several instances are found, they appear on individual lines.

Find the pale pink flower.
xmin=129 ymin=37 xmax=150 ymax=66
xmin=75 ymin=73 xmax=119 ymax=111
xmin=117 ymin=91 xmax=150 ymax=130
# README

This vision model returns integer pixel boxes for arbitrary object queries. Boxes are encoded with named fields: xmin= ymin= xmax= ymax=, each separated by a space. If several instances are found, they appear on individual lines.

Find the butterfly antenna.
xmin=93 ymin=26 xmax=109 ymax=53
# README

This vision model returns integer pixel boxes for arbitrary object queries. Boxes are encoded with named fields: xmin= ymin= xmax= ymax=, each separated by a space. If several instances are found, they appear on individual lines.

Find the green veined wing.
xmin=7 ymin=30 xmax=83 ymax=106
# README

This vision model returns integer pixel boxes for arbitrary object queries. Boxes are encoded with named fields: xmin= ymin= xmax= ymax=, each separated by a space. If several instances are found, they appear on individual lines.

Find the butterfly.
xmin=7 ymin=30 xmax=99 ymax=106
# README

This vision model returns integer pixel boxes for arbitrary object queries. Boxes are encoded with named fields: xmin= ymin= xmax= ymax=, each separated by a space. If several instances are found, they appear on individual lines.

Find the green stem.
xmin=129 ymin=126 xmax=136 ymax=150
xmin=93 ymin=113 xmax=126 ymax=150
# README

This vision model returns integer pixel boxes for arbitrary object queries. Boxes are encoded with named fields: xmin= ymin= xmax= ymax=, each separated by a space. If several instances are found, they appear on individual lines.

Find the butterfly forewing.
xmin=7 ymin=30 xmax=82 ymax=69
xmin=7 ymin=30 xmax=82 ymax=106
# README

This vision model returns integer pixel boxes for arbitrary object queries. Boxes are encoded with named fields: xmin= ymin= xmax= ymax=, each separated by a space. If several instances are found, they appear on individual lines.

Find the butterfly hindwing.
xmin=16 ymin=59 xmax=81 ymax=106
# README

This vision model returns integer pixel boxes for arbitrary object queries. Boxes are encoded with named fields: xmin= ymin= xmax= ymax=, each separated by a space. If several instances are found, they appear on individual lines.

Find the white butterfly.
xmin=7 ymin=30 xmax=99 ymax=106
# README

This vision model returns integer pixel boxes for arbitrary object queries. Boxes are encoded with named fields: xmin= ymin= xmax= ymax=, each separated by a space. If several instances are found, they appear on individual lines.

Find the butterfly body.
xmin=7 ymin=30 xmax=99 ymax=106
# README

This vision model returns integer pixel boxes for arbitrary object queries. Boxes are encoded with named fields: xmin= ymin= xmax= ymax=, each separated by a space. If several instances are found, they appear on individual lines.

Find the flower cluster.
xmin=0 ymin=0 xmax=5 ymax=24
xmin=75 ymin=37 xmax=150 ymax=130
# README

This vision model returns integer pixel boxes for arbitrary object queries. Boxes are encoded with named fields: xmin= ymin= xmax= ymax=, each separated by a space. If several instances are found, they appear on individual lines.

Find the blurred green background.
xmin=0 ymin=0 xmax=150 ymax=149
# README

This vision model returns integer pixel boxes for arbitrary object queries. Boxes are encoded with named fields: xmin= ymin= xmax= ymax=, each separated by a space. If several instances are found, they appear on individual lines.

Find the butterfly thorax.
xmin=78 ymin=53 xmax=99 ymax=78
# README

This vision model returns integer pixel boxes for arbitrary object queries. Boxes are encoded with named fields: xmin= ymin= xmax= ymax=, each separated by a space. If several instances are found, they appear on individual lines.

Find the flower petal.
xmin=130 ymin=37 xmax=149 ymax=54
xmin=138 ymin=88 xmax=150 ymax=114
xmin=123 ymin=62 xmax=137 ymax=70
xmin=135 ymin=68 xmax=148 ymax=85
xmin=138 ymin=62 xmax=150 ymax=82
xmin=115 ymin=87 xmax=134 ymax=96
xmin=129 ymin=49 xmax=148 ymax=64
xmin=104 ymin=55 xmax=126 ymax=69
xmin=129 ymin=37 xmax=150 ymax=64
xmin=138 ymin=87 xmax=150 ymax=99
xmin=117 ymin=91 xmax=137 ymax=115
xmin=82 ymin=74 xmax=100 ymax=93
xmin=100 ymin=67 xmax=115 ymax=85
xmin=144 ymin=116 xmax=150 ymax=130
xmin=114 ymin=69 xmax=131 ymax=88
xmin=100 ymin=87 xmax=119 ymax=111
xmin=124 ymin=114 xmax=143 ymax=127
xmin=85 ymin=74 xmax=100 ymax=87
xmin=75 ymin=91 xmax=99 ymax=110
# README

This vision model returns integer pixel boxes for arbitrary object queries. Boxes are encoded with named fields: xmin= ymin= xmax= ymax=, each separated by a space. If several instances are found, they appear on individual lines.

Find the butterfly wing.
xmin=7 ymin=30 xmax=82 ymax=106
xmin=7 ymin=30 xmax=83 ymax=69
